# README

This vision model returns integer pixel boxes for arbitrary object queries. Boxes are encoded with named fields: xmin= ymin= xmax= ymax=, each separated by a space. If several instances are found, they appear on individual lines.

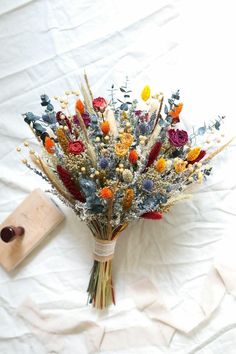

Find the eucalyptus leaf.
xmin=198 ymin=126 xmax=206 ymax=135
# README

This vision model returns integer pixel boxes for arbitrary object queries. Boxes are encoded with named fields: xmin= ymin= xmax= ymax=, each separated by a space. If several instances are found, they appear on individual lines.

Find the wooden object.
xmin=0 ymin=189 xmax=64 ymax=271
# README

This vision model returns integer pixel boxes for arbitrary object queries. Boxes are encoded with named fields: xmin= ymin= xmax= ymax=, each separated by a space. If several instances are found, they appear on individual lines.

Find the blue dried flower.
xmin=142 ymin=179 xmax=154 ymax=191
xmin=99 ymin=158 xmax=109 ymax=169
xmin=139 ymin=123 xmax=147 ymax=135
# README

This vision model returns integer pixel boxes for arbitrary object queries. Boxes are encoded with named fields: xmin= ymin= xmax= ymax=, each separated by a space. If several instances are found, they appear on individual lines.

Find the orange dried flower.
xmin=169 ymin=103 xmax=183 ymax=118
xmin=44 ymin=137 xmax=55 ymax=154
xmin=75 ymin=99 xmax=85 ymax=114
xmin=101 ymin=121 xmax=110 ymax=135
xmin=187 ymin=147 xmax=201 ymax=162
xmin=122 ymin=188 xmax=134 ymax=210
xmin=129 ymin=150 xmax=138 ymax=164
xmin=155 ymin=157 xmax=166 ymax=173
xmin=100 ymin=187 xmax=113 ymax=199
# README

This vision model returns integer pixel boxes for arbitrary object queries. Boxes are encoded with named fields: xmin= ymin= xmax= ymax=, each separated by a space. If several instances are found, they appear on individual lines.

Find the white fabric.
xmin=1 ymin=0 xmax=236 ymax=353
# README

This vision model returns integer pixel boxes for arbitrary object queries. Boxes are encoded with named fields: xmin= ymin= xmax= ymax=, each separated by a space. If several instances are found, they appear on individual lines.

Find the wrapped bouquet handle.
xmin=93 ymin=238 xmax=117 ymax=262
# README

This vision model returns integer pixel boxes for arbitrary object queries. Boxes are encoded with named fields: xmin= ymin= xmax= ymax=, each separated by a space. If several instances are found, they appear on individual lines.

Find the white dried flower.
xmin=122 ymin=169 xmax=133 ymax=183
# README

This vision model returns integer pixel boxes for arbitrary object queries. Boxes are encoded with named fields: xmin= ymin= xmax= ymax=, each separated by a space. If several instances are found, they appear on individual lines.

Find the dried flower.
xmin=168 ymin=129 xmax=188 ymax=147
xmin=115 ymin=143 xmax=129 ymax=157
xmin=141 ymin=85 xmax=151 ymax=101
xmin=56 ymin=127 xmax=68 ymax=153
xmin=100 ymin=187 xmax=113 ymax=199
xmin=101 ymin=121 xmax=110 ymax=135
xmin=188 ymin=150 xmax=206 ymax=164
xmin=120 ymin=133 xmax=134 ymax=147
xmin=93 ymin=97 xmax=107 ymax=113
xmin=129 ymin=150 xmax=138 ymax=164
xmin=74 ymin=113 xmax=91 ymax=127
xmin=146 ymin=141 xmax=162 ymax=168
xmin=122 ymin=169 xmax=133 ymax=183
xmin=187 ymin=147 xmax=201 ymax=162
xmin=142 ymin=179 xmax=154 ymax=191
xmin=57 ymin=165 xmax=85 ymax=202
xmin=76 ymin=99 xmax=85 ymax=114
xmin=122 ymin=188 xmax=134 ymax=210
xmin=169 ymin=103 xmax=183 ymax=123
xmin=141 ymin=211 xmax=162 ymax=219
xmin=99 ymin=158 xmax=109 ymax=169
xmin=68 ymin=141 xmax=85 ymax=155
xmin=155 ymin=157 xmax=166 ymax=173
xmin=174 ymin=159 xmax=187 ymax=173
xmin=44 ymin=137 xmax=55 ymax=154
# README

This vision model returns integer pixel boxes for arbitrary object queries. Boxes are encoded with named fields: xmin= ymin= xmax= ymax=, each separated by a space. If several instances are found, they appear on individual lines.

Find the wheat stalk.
xmin=38 ymin=157 xmax=75 ymax=204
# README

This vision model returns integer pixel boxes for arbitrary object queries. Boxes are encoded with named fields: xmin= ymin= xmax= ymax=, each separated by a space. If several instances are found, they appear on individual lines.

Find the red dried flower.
xmin=145 ymin=141 xmax=162 ymax=169
xmin=141 ymin=211 xmax=163 ymax=220
xmin=67 ymin=140 xmax=85 ymax=155
xmin=93 ymin=97 xmax=107 ymax=113
xmin=129 ymin=150 xmax=138 ymax=164
xmin=57 ymin=165 xmax=85 ymax=202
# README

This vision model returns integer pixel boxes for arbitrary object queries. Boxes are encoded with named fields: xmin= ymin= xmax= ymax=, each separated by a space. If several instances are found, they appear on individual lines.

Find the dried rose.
xmin=92 ymin=97 xmax=107 ymax=113
xmin=168 ymin=129 xmax=188 ymax=147
xmin=114 ymin=143 xmax=129 ymax=157
xmin=120 ymin=133 xmax=134 ymax=147
xmin=68 ymin=140 xmax=85 ymax=155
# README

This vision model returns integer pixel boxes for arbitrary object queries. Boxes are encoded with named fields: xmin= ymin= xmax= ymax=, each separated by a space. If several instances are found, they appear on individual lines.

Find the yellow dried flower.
xmin=187 ymin=147 xmax=201 ymax=162
xmin=174 ymin=159 xmax=187 ymax=173
xmin=122 ymin=188 xmax=134 ymax=210
xmin=120 ymin=133 xmax=134 ymax=147
xmin=155 ymin=157 xmax=166 ymax=173
xmin=141 ymin=85 xmax=151 ymax=101
xmin=115 ymin=143 xmax=129 ymax=157
xmin=122 ymin=111 xmax=128 ymax=119
xmin=56 ymin=127 xmax=69 ymax=153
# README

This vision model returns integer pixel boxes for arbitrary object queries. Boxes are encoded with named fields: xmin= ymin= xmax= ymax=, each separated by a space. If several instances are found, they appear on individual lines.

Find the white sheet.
xmin=1 ymin=0 xmax=236 ymax=353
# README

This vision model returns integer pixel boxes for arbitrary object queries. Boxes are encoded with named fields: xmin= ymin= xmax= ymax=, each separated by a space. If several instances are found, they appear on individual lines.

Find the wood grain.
xmin=0 ymin=189 xmax=64 ymax=271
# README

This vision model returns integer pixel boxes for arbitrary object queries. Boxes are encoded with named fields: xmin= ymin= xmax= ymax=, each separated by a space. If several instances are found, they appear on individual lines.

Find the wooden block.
xmin=0 ymin=189 xmax=64 ymax=272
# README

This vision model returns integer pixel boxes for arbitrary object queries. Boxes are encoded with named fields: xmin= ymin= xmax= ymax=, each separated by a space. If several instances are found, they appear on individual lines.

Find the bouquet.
xmin=19 ymin=74 xmax=231 ymax=309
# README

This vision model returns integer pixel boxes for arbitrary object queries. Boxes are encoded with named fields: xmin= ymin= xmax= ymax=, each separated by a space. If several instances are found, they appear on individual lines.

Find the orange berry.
xmin=100 ymin=187 xmax=113 ymax=199
xmin=129 ymin=150 xmax=138 ymax=164
xmin=75 ymin=99 xmax=85 ymax=114
xmin=101 ymin=121 xmax=110 ymax=135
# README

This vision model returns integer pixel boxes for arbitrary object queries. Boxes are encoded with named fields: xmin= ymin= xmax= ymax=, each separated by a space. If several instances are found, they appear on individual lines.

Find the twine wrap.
xmin=93 ymin=238 xmax=117 ymax=262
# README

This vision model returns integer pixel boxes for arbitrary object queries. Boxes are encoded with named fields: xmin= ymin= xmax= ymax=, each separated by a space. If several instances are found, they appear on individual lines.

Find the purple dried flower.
xmin=73 ymin=113 xmax=91 ymax=127
xmin=142 ymin=179 xmax=154 ymax=191
xmin=168 ymin=129 xmax=188 ymax=147
xmin=99 ymin=158 xmax=109 ymax=169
